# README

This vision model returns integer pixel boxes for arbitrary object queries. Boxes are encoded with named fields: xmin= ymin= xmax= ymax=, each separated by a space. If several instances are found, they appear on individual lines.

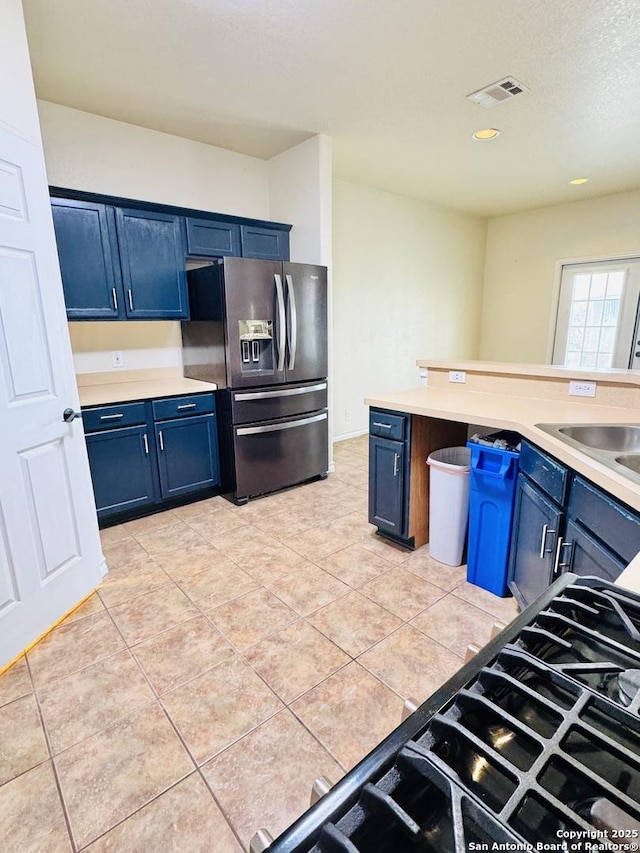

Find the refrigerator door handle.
xmin=234 ymin=382 xmax=327 ymax=401
xmin=237 ymin=411 xmax=327 ymax=436
xmin=285 ymin=274 xmax=297 ymax=370
xmin=274 ymin=274 xmax=286 ymax=372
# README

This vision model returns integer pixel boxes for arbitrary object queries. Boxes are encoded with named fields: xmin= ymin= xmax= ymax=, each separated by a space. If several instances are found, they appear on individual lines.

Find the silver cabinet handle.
xmin=285 ymin=273 xmax=297 ymax=370
xmin=127 ymin=289 xmax=134 ymax=311
xmin=373 ymin=422 xmax=392 ymax=429
xmin=177 ymin=403 xmax=197 ymax=410
xmin=100 ymin=413 xmax=124 ymax=421
xmin=557 ymin=540 xmax=573 ymax=574
xmin=111 ymin=287 xmax=118 ymax=311
xmin=393 ymin=452 xmax=399 ymax=476
xmin=553 ymin=536 xmax=563 ymax=575
xmin=553 ymin=537 xmax=573 ymax=575
xmin=539 ymin=524 xmax=548 ymax=558
xmin=274 ymin=274 xmax=286 ymax=372
xmin=158 ymin=430 xmax=164 ymax=451
xmin=538 ymin=524 xmax=556 ymax=558
xmin=143 ymin=434 xmax=149 ymax=455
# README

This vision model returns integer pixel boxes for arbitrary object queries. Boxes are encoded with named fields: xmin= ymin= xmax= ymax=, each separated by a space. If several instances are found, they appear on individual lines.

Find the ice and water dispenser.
xmin=238 ymin=319 xmax=273 ymax=374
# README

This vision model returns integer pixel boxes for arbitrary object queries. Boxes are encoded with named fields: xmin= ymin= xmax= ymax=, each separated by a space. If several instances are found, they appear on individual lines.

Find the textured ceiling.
xmin=22 ymin=0 xmax=640 ymax=217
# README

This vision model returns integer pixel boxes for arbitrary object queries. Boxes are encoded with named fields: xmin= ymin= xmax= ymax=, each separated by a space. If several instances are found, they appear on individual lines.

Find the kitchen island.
xmin=366 ymin=360 xmax=640 ymax=512
xmin=365 ymin=360 xmax=640 ymax=597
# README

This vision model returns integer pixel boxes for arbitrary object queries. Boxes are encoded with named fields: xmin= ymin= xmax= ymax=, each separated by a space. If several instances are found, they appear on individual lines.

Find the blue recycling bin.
xmin=466 ymin=435 xmax=520 ymax=597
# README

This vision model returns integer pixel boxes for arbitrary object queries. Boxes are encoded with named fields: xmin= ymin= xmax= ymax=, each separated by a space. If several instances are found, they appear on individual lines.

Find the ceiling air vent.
xmin=467 ymin=77 xmax=529 ymax=108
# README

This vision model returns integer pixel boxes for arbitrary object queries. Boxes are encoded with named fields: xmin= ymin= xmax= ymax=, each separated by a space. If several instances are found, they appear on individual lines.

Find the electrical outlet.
xmin=112 ymin=350 xmax=124 ymax=368
xmin=345 ymin=409 xmax=352 ymax=421
xmin=569 ymin=380 xmax=596 ymax=397
xmin=449 ymin=371 xmax=466 ymax=384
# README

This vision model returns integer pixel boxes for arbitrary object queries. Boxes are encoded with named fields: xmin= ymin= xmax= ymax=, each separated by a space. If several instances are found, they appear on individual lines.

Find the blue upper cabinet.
xmin=51 ymin=189 xmax=293 ymax=319
xmin=51 ymin=198 xmax=124 ymax=320
xmin=115 ymin=208 xmax=189 ymax=319
xmin=241 ymin=224 xmax=290 ymax=261
xmin=185 ymin=217 xmax=241 ymax=257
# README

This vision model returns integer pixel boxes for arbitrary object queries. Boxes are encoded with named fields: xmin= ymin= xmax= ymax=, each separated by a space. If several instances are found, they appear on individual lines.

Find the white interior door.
xmin=552 ymin=259 xmax=640 ymax=369
xmin=0 ymin=123 xmax=105 ymax=670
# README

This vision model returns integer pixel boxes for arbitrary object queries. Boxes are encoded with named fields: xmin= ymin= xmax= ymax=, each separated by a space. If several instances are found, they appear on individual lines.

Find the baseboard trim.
xmin=333 ymin=428 xmax=368 ymax=442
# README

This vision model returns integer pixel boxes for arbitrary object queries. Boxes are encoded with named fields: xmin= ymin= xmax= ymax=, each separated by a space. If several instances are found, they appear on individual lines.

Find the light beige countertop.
xmin=76 ymin=368 xmax=217 ymax=407
xmin=417 ymin=359 xmax=640 ymax=385
xmin=364 ymin=384 xmax=640 ymax=511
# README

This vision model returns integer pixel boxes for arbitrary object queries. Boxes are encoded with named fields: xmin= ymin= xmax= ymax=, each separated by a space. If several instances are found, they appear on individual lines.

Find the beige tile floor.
xmin=0 ymin=435 xmax=518 ymax=852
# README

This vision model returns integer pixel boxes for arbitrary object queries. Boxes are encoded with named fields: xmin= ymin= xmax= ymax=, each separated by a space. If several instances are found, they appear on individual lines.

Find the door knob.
xmin=62 ymin=408 xmax=82 ymax=422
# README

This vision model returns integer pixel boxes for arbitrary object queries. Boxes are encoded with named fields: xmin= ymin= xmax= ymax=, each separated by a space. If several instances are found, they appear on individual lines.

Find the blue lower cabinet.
xmin=369 ymin=435 xmax=405 ymax=536
xmin=563 ymin=519 xmax=626 ymax=582
xmin=155 ymin=414 xmax=220 ymax=499
xmin=509 ymin=473 xmax=563 ymax=607
xmin=85 ymin=426 xmax=158 ymax=518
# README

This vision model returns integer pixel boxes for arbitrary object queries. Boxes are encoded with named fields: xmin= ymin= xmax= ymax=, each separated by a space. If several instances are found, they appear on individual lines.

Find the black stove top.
xmin=267 ymin=575 xmax=640 ymax=853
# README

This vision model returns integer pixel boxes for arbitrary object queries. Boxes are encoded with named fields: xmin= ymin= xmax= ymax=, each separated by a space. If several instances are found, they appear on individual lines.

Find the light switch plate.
xmin=112 ymin=350 xmax=124 ymax=368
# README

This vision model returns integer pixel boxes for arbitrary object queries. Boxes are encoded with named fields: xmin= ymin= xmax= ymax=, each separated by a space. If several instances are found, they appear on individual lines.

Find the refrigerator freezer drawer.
xmin=231 ymin=381 xmax=327 ymax=424
xmin=233 ymin=410 xmax=328 ymax=499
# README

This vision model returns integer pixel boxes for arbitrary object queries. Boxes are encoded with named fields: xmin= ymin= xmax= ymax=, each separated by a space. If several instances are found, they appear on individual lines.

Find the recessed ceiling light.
xmin=569 ymin=177 xmax=589 ymax=185
xmin=472 ymin=128 xmax=500 ymax=141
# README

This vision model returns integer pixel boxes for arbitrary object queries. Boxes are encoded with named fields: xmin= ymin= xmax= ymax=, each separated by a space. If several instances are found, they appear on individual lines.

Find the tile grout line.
xmin=23 ymin=653 xmax=78 ymax=853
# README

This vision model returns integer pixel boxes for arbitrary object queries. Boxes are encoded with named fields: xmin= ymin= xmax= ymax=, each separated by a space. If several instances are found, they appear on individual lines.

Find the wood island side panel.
xmin=408 ymin=416 xmax=468 ymax=548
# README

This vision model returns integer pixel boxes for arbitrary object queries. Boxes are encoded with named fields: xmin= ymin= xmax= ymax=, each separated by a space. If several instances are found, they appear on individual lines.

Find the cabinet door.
xmin=564 ymin=519 xmax=626 ymax=582
xmin=85 ymin=426 xmax=157 ymax=518
xmin=185 ymin=217 xmax=241 ymax=257
xmin=51 ymin=198 xmax=123 ymax=319
xmin=369 ymin=436 xmax=405 ymax=535
xmin=240 ymin=224 xmax=290 ymax=261
xmin=508 ymin=474 xmax=563 ymax=608
xmin=155 ymin=414 xmax=220 ymax=499
xmin=115 ymin=208 xmax=189 ymax=319
xmin=568 ymin=475 xmax=640 ymax=564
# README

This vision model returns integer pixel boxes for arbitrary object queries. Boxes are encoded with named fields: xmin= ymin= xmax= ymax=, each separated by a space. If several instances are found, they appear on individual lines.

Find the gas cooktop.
xmin=265 ymin=575 xmax=640 ymax=852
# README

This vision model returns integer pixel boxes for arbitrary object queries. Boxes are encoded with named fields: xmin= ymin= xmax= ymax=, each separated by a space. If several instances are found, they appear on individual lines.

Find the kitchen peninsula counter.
xmin=77 ymin=368 xmax=217 ymax=407
xmin=365 ymin=361 xmax=640 ymax=512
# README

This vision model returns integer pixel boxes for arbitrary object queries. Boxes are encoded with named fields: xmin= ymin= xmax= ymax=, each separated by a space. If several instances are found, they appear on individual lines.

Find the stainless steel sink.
xmin=557 ymin=424 xmax=640 ymax=452
xmin=616 ymin=454 xmax=640 ymax=475
xmin=536 ymin=422 xmax=640 ymax=487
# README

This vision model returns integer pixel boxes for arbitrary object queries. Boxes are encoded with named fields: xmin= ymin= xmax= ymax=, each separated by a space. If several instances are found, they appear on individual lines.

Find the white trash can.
xmin=427 ymin=447 xmax=471 ymax=566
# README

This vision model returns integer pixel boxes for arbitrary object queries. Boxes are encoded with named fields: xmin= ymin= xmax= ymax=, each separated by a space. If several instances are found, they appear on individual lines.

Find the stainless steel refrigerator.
xmin=181 ymin=257 xmax=328 ymax=503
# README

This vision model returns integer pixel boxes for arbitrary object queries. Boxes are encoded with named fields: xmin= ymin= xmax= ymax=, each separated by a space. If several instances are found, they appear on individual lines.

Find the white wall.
xmin=37 ymin=100 xmax=270 ymax=219
xmin=480 ymin=189 xmax=640 ymax=363
xmin=332 ymin=180 xmax=487 ymax=439
xmin=68 ymin=322 xmax=183 ymax=374
xmin=268 ymin=135 xmax=332 ymax=266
